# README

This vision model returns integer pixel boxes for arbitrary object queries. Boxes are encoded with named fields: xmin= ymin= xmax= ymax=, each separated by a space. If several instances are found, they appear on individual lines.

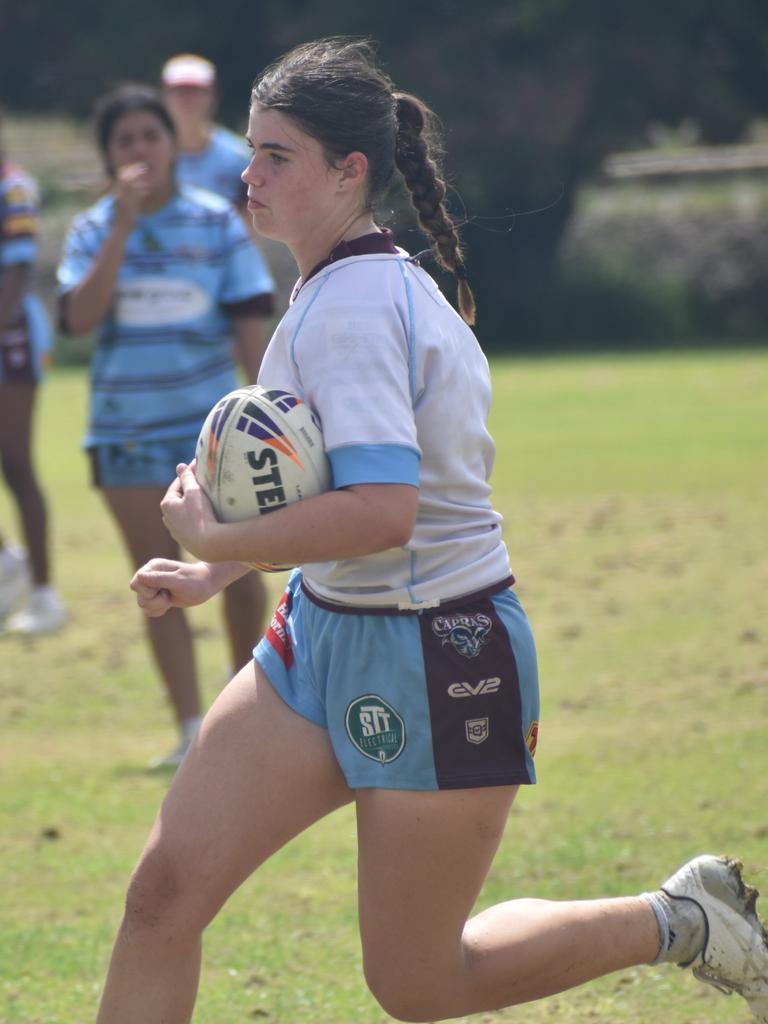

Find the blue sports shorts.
xmin=87 ymin=436 xmax=197 ymax=489
xmin=254 ymin=571 xmax=540 ymax=791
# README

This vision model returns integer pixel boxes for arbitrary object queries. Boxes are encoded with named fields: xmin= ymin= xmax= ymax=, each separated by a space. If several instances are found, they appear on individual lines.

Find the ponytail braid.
xmin=394 ymin=93 xmax=476 ymax=326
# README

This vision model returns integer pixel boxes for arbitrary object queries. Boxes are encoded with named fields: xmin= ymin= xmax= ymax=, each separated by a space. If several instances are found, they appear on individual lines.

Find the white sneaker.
xmin=147 ymin=738 xmax=190 ymax=772
xmin=6 ymin=585 xmax=67 ymax=635
xmin=147 ymin=715 xmax=202 ymax=772
xmin=0 ymin=544 xmax=29 ymax=623
xmin=661 ymin=854 xmax=768 ymax=1021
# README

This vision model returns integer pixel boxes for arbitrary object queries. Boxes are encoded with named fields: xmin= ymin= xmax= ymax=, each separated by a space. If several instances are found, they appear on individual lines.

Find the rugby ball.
xmin=195 ymin=385 xmax=331 ymax=572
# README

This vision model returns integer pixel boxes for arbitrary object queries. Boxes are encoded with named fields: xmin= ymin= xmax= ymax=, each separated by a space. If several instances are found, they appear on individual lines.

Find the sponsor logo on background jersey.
xmin=465 ymin=718 xmax=489 ymax=744
xmin=115 ymin=277 xmax=212 ymax=325
xmin=447 ymin=676 xmax=501 ymax=698
xmin=345 ymin=695 xmax=406 ymax=764
xmin=432 ymin=613 xmax=492 ymax=658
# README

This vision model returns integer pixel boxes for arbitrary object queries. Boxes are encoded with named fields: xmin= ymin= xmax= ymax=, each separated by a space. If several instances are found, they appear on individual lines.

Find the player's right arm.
xmin=130 ymin=557 xmax=249 ymax=617
xmin=62 ymin=164 xmax=149 ymax=334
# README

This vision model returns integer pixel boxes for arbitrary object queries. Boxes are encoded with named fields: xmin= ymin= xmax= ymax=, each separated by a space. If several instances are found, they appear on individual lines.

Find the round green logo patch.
xmin=345 ymin=695 xmax=406 ymax=764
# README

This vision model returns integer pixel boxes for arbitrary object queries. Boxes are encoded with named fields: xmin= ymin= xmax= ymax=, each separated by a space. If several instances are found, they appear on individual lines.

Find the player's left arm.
xmin=130 ymin=556 xmax=250 ymax=616
xmin=161 ymin=462 xmax=418 ymax=565
xmin=231 ymin=315 xmax=269 ymax=383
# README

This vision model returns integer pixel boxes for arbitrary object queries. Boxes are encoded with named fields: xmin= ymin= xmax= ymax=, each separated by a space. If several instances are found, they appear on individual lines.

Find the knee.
xmin=122 ymin=845 xmax=196 ymax=936
xmin=363 ymin=959 xmax=441 ymax=1023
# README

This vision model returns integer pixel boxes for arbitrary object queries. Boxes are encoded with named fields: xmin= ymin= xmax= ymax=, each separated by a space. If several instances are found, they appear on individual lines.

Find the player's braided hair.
xmin=252 ymin=37 xmax=476 ymax=325
xmin=393 ymin=93 xmax=475 ymax=325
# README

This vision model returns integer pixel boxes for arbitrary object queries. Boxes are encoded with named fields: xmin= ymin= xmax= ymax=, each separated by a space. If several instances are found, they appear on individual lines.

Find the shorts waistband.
xmin=300 ymin=575 xmax=515 ymax=616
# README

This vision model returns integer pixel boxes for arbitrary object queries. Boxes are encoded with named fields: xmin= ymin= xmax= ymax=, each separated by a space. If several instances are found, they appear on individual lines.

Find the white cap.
xmin=161 ymin=54 xmax=216 ymax=88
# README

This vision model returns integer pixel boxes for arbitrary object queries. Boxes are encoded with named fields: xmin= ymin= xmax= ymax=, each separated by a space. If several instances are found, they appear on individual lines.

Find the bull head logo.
xmin=432 ymin=613 xmax=492 ymax=658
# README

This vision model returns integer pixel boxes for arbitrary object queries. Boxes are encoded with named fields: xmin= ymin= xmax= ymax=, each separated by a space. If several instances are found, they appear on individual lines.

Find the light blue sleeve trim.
xmin=328 ymin=443 xmax=421 ymax=488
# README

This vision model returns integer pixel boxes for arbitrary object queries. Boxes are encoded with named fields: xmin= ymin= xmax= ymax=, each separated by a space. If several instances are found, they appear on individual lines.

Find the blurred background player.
xmin=161 ymin=53 xmax=250 ymax=211
xmin=0 ymin=109 xmax=66 ymax=634
xmin=56 ymin=85 xmax=275 ymax=768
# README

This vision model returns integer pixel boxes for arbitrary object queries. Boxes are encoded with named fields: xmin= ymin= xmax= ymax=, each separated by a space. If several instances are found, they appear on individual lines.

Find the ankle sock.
xmin=181 ymin=715 xmax=203 ymax=743
xmin=640 ymin=889 xmax=707 ymax=965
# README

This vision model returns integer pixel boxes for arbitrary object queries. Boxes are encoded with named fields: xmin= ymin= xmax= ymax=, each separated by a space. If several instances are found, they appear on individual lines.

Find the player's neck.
xmin=295 ymin=212 xmax=379 ymax=281
xmin=177 ymin=122 xmax=213 ymax=155
xmin=139 ymin=180 xmax=176 ymax=214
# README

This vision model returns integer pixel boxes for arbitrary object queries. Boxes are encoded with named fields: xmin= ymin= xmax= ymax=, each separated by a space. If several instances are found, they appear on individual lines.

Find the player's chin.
xmin=247 ymin=208 xmax=276 ymax=236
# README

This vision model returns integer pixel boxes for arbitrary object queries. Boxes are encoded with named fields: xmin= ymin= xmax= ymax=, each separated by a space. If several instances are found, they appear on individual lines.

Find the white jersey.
xmin=259 ymin=251 xmax=512 ymax=609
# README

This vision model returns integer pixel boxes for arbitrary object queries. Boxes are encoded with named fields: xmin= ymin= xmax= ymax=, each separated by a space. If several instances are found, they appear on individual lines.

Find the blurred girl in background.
xmin=57 ymin=85 xmax=275 ymax=768
xmin=0 ymin=109 xmax=66 ymax=634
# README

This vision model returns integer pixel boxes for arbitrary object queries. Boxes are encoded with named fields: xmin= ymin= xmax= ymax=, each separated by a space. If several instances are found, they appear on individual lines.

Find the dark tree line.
xmin=4 ymin=0 xmax=768 ymax=343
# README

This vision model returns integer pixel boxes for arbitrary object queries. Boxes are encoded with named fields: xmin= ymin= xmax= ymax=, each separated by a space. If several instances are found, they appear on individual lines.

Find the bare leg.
xmin=356 ymin=787 xmax=659 ymax=1022
xmin=96 ymin=663 xmax=351 ymax=1024
xmin=0 ymin=383 xmax=50 ymax=585
xmin=221 ymin=569 xmax=268 ymax=670
xmin=102 ymin=486 xmax=200 ymax=724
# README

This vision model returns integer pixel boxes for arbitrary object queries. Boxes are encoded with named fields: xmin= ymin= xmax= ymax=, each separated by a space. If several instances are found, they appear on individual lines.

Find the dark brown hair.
xmin=252 ymin=38 xmax=476 ymax=324
xmin=93 ymin=84 xmax=176 ymax=178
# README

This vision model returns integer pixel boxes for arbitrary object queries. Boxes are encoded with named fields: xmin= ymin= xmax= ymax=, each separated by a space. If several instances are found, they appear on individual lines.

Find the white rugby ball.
xmin=195 ymin=385 xmax=331 ymax=572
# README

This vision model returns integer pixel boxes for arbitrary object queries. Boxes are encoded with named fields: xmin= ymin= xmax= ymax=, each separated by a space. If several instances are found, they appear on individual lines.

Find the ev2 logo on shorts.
xmin=345 ymin=695 xmax=406 ymax=764
xmin=447 ymin=677 xmax=501 ymax=698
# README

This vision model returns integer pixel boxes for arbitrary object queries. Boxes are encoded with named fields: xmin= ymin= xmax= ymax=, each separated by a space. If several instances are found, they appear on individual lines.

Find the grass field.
xmin=1 ymin=350 xmax=767 ymax=1023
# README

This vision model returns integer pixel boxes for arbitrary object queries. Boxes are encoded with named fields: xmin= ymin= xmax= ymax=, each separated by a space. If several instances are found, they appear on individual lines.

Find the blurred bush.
xmin=551 ymin=176 xmax=768 ymax=347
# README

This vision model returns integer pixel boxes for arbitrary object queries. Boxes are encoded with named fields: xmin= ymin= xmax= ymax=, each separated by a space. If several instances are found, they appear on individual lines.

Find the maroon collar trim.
xmin=303 ymin=228 xmax=398 ymax=285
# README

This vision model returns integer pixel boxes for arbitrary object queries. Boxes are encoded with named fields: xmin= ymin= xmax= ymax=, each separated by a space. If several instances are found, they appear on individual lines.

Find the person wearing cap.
xmin=161 ymin=53 xmax=252 ymax=209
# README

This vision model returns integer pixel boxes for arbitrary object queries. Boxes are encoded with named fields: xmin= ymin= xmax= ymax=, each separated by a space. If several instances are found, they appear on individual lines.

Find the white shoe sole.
xmin=661 ymin=855 xmax=768 ymax=1021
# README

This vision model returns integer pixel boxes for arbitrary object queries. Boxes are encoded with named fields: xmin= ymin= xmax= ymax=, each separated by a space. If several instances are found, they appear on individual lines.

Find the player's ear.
xmin=336 ymin=151 xmax=368 ymax=190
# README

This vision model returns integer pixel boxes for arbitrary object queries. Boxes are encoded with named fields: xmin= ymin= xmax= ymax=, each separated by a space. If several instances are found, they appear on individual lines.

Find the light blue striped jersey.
xmin=58 ymin=186 xmax=275 ymax=445
xmin=175 ymin=125 xmax=249 ymax=206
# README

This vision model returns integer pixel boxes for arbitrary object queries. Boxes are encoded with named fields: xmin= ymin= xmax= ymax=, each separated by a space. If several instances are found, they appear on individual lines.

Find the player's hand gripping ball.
xmin=195 ymin=385 xmax=331 ymax=571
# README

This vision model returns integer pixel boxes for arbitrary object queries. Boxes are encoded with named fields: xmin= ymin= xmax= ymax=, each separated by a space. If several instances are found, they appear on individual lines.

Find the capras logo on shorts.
xmin=345 ymin=695 xmax=406 ymax=764
xmin=447 ymin=676 xmax=501 ymax=698
xmin=431 ymin=613 xmax=492 ymax=658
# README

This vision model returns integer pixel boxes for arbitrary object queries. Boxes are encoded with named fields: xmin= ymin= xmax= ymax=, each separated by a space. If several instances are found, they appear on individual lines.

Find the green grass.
xmin=1 ymin=350 xmax=767 ymax=1023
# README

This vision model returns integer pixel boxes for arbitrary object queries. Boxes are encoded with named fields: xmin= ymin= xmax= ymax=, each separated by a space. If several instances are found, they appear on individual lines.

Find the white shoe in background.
xmin=0 ymin=545 xmax=30 ymax=624
xmin=147 ymin=735 xmax=192 ymax=772
xmin=6 ymin=585 xmax=67 ymax=635
xmin=147 ymin=716 xmax=202 ymax=772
